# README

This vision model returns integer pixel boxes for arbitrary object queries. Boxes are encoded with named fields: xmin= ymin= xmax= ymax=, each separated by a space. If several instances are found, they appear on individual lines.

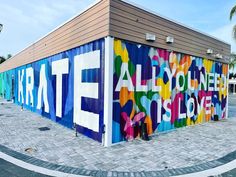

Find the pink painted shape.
xmin=171 ymin=93 xmax=184 ymax=124
xmin=121 ymin=112 xmax=146 ymax=140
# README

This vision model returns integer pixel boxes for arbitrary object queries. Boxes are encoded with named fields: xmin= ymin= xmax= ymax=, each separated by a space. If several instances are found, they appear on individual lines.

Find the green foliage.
xmin=0 ymin=54 xmax=12 ymax=64
xmin=230 ymin=5 xmax=236 ymax=20
xmin=229 ymin=53 xmax=236 ymax=70
xmin=0 ymin=56 xmax=6 ymax=64
xmin=230 ymin=5 xmax=236 ymax=41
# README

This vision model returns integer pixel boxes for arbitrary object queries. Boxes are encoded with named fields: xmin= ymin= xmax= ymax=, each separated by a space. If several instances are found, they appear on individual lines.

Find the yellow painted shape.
xmin=114 ymin=40 xmax=122 ymax=56
xmin=114 ymin=39 xmax=129 ymax=63
xmin=186 ymin=117 xmax=191 ymax=126
xmin=157 ymin=78 xmax=171 ymax=99
xmin=180 ymin=55 xmax=192 ymax=75
xmin=191 ymin=80 xmax=199 ymax=89
xmin=119 ymin=87 xmax=135 ymax=118
xmin=144 ymin=116 xmax=153 ymax=135
xmin=169 ymin=52 xmax=178 ymax=72
xmin=122 ymin=48 xmax=129 ymax=63
xmin=222 ymin=64 xmax=228 ymax=75
xmin=197 ymin=110 xmax=204 ymax=124
xmin=203 ymin=59 xmax=213 ymax=73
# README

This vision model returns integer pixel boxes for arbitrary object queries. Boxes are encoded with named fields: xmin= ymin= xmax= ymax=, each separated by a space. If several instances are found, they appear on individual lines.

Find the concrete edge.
xmin=0 ymin=144 xmax=236 ymax=177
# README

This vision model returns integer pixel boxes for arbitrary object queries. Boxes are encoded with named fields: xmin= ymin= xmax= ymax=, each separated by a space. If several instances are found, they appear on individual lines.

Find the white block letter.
xmin=176 ymin=71 xmax=185 ymax=91
xmin=163 ymin=99 xmax=171 ymax=122
xmin=74 ymin=50 xmax=100 ymax=132
xmin=18 ymin=69 xmax=24 ymax=104
xmin=178 ymin=97 xmax=186 ymax=119
xmin=187 ymin=97 xmax=195 ymax=118
xmin=214 ymin=73 xmax=220 ymax=91
xmin=52 ymin=58 xmax=69 ymax=117
xmin=157 ymin=98 xmax=162 ymax=123
xmin=136 ymin=65 xmax=148 ymax=92
xmin=115 ymin=63 xmax=134 ymax=91
xmin=26 ymin=67 xmax=34 ymax=106
xmin=164 ymin=67 xmax=175 ymax=91
xmin=205 ymin=96 xmax=212 ymax=115
xmin=37 ymin=64 xmax=49 ymax=113
xmin=208 ymin=73 xmax=214 ymax=91
xmin=152 ymin=67 xmax=161 ymax=92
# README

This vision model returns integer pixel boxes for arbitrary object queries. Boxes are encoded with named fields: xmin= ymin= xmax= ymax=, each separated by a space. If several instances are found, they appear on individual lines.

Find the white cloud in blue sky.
xmin=0 ymin=0 xmax=236 ymax=56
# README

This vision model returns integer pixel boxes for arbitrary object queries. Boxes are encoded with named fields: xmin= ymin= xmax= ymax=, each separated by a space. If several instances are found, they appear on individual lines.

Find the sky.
xmin=0 ymin=0 xmax=236 ymax=57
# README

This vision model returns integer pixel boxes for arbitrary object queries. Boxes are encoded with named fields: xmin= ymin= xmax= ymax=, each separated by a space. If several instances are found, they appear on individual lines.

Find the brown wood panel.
xmin=110 ymin=8 xmax=229 ymax=55
xmin=33 ymin=0 xmax=110 ymax=49
xmin=110 ymin=30 xmax=229 ymax=64
xmin=34 ymin=26 xmax=109 ymax=61
xmin=110 ymin=25 xmax=207 ymax=58
xmin=110 ymin=0 xmax=230 ymax=49
xmin=34 ymin=5 xmax=109 ymax=51
xmin=0 ymin=0 xmax=110 ymax=72
xmin=109 ymin=0 xmax=230 ymax=59
xmin=110 ymin=20 xmax=226 ymax=57
xmin=34 ymin=12 xmax=109 ymax=56
xmin=0 ymin=30 xmax=109 ymax=72
xmin=110 ymin=29 xmax=204 ymax=57
xmin=0 ymin=0 xmax=231 ymax=73
xmin=11 ymin=0 xmax=109 ymax=61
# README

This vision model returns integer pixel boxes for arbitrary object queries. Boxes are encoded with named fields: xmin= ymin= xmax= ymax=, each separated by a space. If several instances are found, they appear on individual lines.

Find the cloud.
xmin=210 ymin=23 xmax=236 ymax=53
xmin=0 ymin=0 xmax=94 ymax=56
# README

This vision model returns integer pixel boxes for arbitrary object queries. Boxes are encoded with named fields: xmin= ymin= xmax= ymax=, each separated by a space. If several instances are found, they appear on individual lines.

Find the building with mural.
xmin=229 ymin=59 xmax=236 ymax=94
xmin=0 ymin=0 xmax=231 ymax=146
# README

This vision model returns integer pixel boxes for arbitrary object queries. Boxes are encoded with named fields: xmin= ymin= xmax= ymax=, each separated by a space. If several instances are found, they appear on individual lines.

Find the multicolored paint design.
xmin=0 ymin=37 xmax=229 ymax=145
xmin=229 ymin=61 xmax=236 ymax=74
xmin=0 ymin=70 xmax=14 ymax=100
xmin=112 ymin=39 xmax=228 ymax=143
xmin=0 ymin=39 xmax=105 ymax=142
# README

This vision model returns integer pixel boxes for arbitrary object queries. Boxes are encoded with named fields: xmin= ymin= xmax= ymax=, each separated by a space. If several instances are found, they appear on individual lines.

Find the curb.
xmin=0 ymin=144 xmax=236 ymax=177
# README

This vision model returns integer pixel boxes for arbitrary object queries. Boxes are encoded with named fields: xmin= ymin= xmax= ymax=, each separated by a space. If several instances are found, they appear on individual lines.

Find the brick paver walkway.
xmin=0 ymin=97 xmax=236 ymax=172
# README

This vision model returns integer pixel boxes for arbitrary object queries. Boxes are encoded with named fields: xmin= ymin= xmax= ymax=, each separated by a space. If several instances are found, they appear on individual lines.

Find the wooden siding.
xmin=109 ymin=0 xmax=230 ymax=63
xmin=0 ymin=0 xmax=110 ymax=72
xmin=0 ymin=0 xmax=231 ymax=72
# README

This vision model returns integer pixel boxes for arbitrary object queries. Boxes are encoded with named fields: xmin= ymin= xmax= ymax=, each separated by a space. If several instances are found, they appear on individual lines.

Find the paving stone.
xmin=1 ymin=96 xmax=236 ymax=176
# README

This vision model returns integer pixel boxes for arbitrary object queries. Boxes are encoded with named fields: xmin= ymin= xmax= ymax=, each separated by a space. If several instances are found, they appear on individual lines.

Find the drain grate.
xmin=25 ymin=147 xmax=37 ymax=153
xmin=38 ymin=127 xmax=50 ymax=131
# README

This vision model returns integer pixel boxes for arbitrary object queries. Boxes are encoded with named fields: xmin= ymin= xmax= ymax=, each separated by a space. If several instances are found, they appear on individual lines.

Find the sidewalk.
xmin=1 ymin=97 xmax=236 ymax=176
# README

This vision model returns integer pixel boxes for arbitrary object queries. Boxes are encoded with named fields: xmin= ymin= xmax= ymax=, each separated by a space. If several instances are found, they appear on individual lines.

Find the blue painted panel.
xmin=0 ymin=39 xmax=105 ymax=142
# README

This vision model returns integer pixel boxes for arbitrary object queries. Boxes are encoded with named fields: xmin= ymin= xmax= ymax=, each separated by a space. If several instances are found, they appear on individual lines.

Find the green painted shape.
xmin=174 ymin=118 xmax=187 ymax=128
xmin=114 ymin=56 xmax=135 ymax=78
xmin=128 ymin=60 xmax=135 ymax=77
xmin=114 ymin=56 xmax=122 ymax=76
xmin=134 ymin=92 xmax=147 ymax=113
xmin=123 ymin=73 xmax=128 ymax=80
xmin=134 ymin=90 xmax=159 ymax=114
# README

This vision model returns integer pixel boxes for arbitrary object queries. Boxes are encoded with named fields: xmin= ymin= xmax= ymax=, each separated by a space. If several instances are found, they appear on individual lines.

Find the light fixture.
xmin=146 ymin=33 xmax=156 ymax=42
xmin=206 ymin=49 xmax=213 ymax=55
xmin=215 ymin=53 xmax=223 ymax=59
xmin=166 ymin=36 xmax=174 ymax=44
xmin=0 ymin=24 xmax=3 ymax=33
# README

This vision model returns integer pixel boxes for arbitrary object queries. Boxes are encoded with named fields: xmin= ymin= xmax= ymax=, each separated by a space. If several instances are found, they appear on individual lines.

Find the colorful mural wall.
xmin=0 ymin=70 xmax=14 ymax=100
xmin=0 ymin=39 xmax=105 ymax=142
xmin=112 ymin=39 xmax=228 ymax=143
xmin=0 ymin=37 xmax=229 ymax=144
